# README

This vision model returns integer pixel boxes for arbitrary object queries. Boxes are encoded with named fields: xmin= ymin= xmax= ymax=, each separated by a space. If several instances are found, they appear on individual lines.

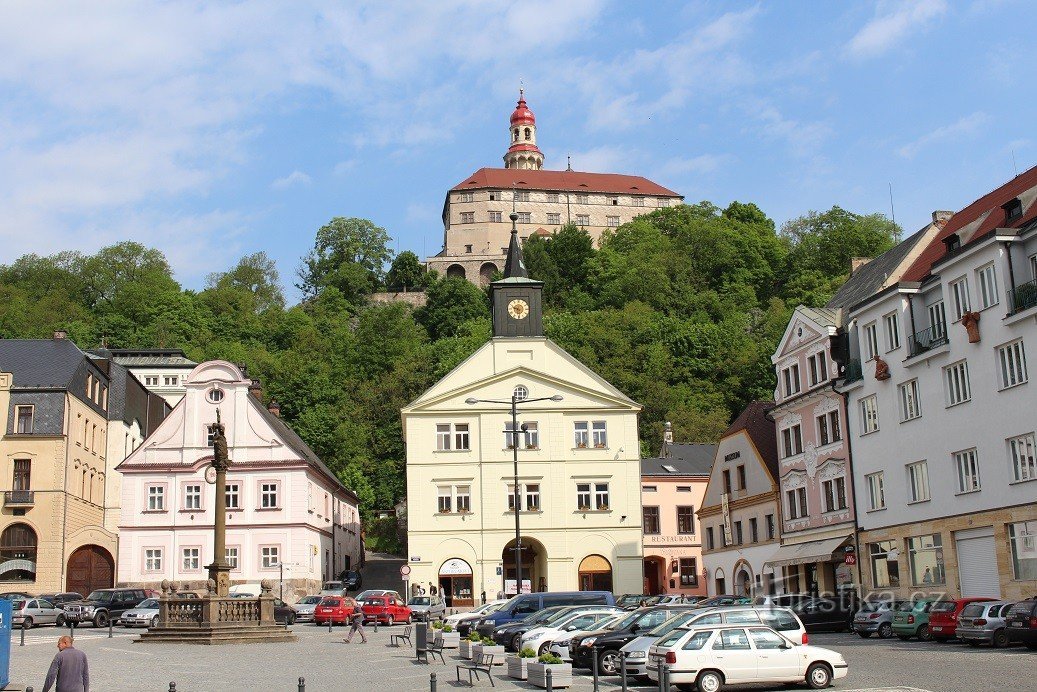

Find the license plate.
xmin=1011 ymin=622 xmax=1024 ymax=627
xmin=932 ymin=627 xmax=943 ymax=632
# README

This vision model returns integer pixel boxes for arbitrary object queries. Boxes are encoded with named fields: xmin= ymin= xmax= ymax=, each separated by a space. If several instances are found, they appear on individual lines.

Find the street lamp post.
xmin=466 ymin=392 xmax=563 ymax=596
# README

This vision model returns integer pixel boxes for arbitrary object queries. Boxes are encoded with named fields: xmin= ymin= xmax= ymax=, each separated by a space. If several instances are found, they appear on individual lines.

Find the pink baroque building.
xmin=116 ymin=361 xmax=362 ymax=598
xmin=640 ymin=423 xmax=715 ymax=597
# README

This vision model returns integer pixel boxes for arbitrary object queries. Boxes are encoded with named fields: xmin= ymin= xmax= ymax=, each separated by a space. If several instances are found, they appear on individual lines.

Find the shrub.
xmin=482 ymin=635 xmax=497 ymax=645
xmin=467 ymin=632 xmax=482 ymax=642
xmin=431 ymin=620 xmax=443 ymax=629
xmin=538 ymin=653 xmax=564 ymax=664
xmin=519 ymin=647 xmax=537 ymax=658
xmin=443 ymin=625 xmax=454 ymax=632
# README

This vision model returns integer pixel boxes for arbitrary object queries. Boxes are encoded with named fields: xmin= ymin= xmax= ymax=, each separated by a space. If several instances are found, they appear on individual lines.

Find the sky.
xmin=2 ymin=0 xmax=1035 ymax=302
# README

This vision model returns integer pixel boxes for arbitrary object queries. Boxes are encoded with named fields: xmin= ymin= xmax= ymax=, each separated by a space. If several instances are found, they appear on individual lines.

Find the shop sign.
xmin=439 ymin=558 xmax=473 ymax=576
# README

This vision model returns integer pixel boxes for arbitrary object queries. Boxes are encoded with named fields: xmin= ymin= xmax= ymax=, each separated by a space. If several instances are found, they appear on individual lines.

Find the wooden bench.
xmin=389 ymin=625 xmax=412 ymax=647
xmin=456 ymin=652 xmax=495 ymax=686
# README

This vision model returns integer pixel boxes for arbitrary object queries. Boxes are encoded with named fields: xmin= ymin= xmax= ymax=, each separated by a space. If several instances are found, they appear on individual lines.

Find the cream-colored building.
xmin=427 ymin=91 xmax=683 ymax=284
xmin=405 ymin=230 xmax=644 ymax=605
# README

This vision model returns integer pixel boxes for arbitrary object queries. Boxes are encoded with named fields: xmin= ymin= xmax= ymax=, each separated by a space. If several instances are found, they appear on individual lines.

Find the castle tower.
xmin=503 ymin=89 xmax=544 ymax=170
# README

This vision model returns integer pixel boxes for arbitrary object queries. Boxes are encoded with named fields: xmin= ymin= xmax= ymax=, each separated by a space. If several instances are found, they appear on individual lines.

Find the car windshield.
xmin=544 ymin=608 xmax=582 ymax=624
xmin=609 ymin=611 xmax=643 ymax=630
xmin=655 ymin=628 xmax=688 ymax=648
xmin=896 ymin=601 xmax=919 ymax=612
xmin=617 ymin=595 xmax=644 ymax=607
xmin=648 ymin=611 xmax=698 ymax=636
xmin=482 ymin=602 xmax=506 ymax=614
xmin=300 ymin=596 xmax=323 ymax=605
xmin=859 ymin=601 xmax=890 ymax=612
xmin=12 ymin=600 xmax=25 ymax=609
xmin=930 ymin=602 xmax=956 ymax=613
xmin=322 ymin=583 xmax=342 ymax=590
xmin=410 ymin=597 xmax=431 ymax=606
xmin=319 ymin=598 xmax=341 ymax=606
xmin=86 ymin=591 xmax=113 ymax=602
xmin=960 ymin=603 xmax=987 ymax=618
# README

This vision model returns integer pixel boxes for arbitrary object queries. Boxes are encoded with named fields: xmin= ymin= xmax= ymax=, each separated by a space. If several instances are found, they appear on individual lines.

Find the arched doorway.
xmin=734 ymin=562 xmax=754 ymax=597
xmin=714 ymin=568 xmax=726 ymax=595
xmin=66 ymin=545 xmax=114 ymax=596
xmin=447 ymin=264 xmax=466 ymax=280
xmin=502 ymin=537 xmax=546 ymax=595
xmin=579 ymin=554 xmax=613 ymax=592
xmin=479 ymin=263 xmax=498 ymax=287
xmin=643 ymin=556 xmax=665 ymax=595
xmin=0 ymin=523 xmax=37 ymax=582
xmin=438 ymin=558 xmax=474 ymax=608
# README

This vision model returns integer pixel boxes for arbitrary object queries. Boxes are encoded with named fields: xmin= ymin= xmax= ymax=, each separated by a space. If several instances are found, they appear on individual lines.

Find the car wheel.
xmin=56 ymin=614 xmax=66 ymax=627
xmin=94 ymin=612 xmax=109 ymax=628
xmin=598 ymin=649 xmax=621 ymax=676
xmin=511 ymin=634 xmax=523 ymax=651
xmin=878 ymin=622 xmax=893 ymax=639
xmin=287 ymin=613 xmax=296 ymax=626
xmin=857 ymin=631 xmax=872 ymax=638
xmin=151 ymin=616 xmax=159 ymax=629
xmin=917 ymin=625 xmax=932 ymax=642
xmin=805 ymin=662 xmax=832 ymax=689
xmin=538 ymin=642 xmax=550 ymax=656
xmin=992 ymin=629 xmax=1009 ymax=648
xmin=386 ymin=615 xmax=394 ymax=626
xmin=696 ymin=669 xmax=725 ymax=692
xmin=406 ymin=613 xmax=412 ymax=625
xmin=22 ymin=617 xmax=33 ymax=629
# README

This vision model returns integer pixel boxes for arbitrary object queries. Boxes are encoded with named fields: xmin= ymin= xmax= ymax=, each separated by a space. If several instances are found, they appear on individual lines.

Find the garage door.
xmin=955 ymin=528 xmax=1000 ymax=598
xmin=66 ymin=545 xmax=115 ymax=597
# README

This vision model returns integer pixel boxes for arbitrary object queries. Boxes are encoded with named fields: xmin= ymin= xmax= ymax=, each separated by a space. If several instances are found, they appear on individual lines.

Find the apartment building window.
xmin=632 ymin=197 xmax=645 ymax=207
xmin=864 ymin=323 xmax=879 ymax=360
xmin=575 ymin=214 xmax=590 ymax=226
xmin=460 ymin=212 xmax=475 ymax=224
xmin=817 ymin=410 xmax=841 ymax=446
xmin=516 ymin=212 xmax=531 ymax=224
xmin=906 ymin=461 xmax=930 ymax=503
xmin=456 ymin=485 xmax=471 ymax=513
xmin=883 ymin=312 xmax=901 ymax=351
xmin=1009 ymin=432 xmax=1037 ymax=482
xmin=261 ymin=546 xmax=279 ymax=569
xmin=260 ymin=483 xmax=279 ymax=509
xmin=954 ymin=448 xmax=981 ymax=493
xmin=547 ymin=213 xmax=561 ymax=225
xmin=822 ymin=476 xmax=847 ymax=512
xmin=225 ymin=547 xmax=239 ymax=570
xmin=736 ymin=464 xmax=746 ymax=490
xmin=786 ymin=487 xmax=807 ymax=519
xmin=15 ymin=406 xmax=33 ymax=434
xmin=144 ymin=549 xmax=162 ymax=572
xmin=147 ymin=485 xmax=165 ymax=511
xmin=545 ymin=193 xmax=559 ymax=203
xmin=706 ymin=527 xmax=715 ymax=550
xmin=1008 ymin=521 xmax=1037 ymax=580
xmin=781 ymin=424 xmax=803 ymax=457
xmin=574 ymin=193 xmax=589 ymax=204
xmin=514 ymin=191 xmax=530 ymax=202
xmin=898 ymin=379 xmax=922 ymax=421
xmin=765 ymin=514 xmax=775 ymax=539
xmin=679 ymin=558 xmax=698 ymax=586
xmin=437 ymin=486 xmax=452 ymax=513
xmin=184 ymin=484 xmax=202 ymax=510
xmin=807 ymin=351 xmax=828 ymax=386
xmin=997 ymin=340 xmax=1028 ymax=389
xmin=722 ymin=469 xmax=732 ymax=494
xmin=781 ymin=363 xmax=801 ymax=397
xmin=436 ymin=423 xmax=470 ymax=451
xmin=749 ymin=517 xmax=758 ymax=543
xmin=606 ymin=215 xmax=620 ymax=228
xmin=181 ymin=547 xmax=200 ymax=571
xmin=589 ymin=421 xmax=607 ymax=448
xmin=453 ymin=424 xmax=470 ymax=450
xmin=977 ymin=263 xmax=999 ymax=309
xmin=949 ymin=277 xmax=971 ymax=321
xmin=643 ymin=506 xmax=661 ymax=534
xmin=677 ymin=506 xmax=695 ymax=534
xmin=164 ymin=376 xmax=178 ymax=386
xmin=144 ymin=376 xmax=158 ymax=386
xmin=489 ymin=211 xmax=502 ymax=223
xmin=866 ymin=472 xmax=885 ymax=510
xmin=945 ymin=360 xmax=971 ymax=406
xmin=733 ymin=521 xmax=743 ymax=545
xmin=10 ymin=459 xmax=30 ymax=495
xmin=574 ymin=421 xmax=589 ymax=448
xmin=577 ymin=483 xmax=592 ymax=510
xmin=225 ymin=482 xmax=240 ymax=509
xmin=525 ymin=484 xmax=540 ymax=511
xmin=458 ymin=191 xmax=474 ymax=202
xmin=594 ymin=483 xmax=610 ymax=509
xmin=869 ymin=541 xmax=900 ymax=588
xmin=860 ymin=395 xmax=879 ymax=434
xmin=521 ymin=422 xmax=539 ymax=449
xmin=908 ymin=534 xmax=945 ymax=585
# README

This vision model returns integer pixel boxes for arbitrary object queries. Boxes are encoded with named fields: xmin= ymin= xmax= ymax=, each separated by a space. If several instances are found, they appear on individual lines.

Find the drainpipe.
xmin=60 ymin=396 xmax=71 ymax=590
xmin=906 ymin=294 xmax=917 ymax=341
xmin=1003 ymin=241 xmax=1018 ymax=311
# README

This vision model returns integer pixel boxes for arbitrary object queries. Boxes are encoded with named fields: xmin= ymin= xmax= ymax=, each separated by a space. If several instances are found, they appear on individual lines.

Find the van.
xmin=475 ymin=591 xmax=614 ymax=637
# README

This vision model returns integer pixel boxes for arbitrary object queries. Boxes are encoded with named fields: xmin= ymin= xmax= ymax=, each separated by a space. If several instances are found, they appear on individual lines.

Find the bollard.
xmin=328 ymin=617 xmax=333 ymax=633
xmin=620 ymin=652 xmax=627 ymax=692
xmin=374 ymin=619 xmax=378 ymax=634
xmin=657 ymin=659 xmax=665 ymax=692
xmin=69 ymin=621 xmax=74 ymax=642
xmin=25 ymin=688 xmax=32 ymax=692
xmin=662 ymin=661 xmax=669 ymax=692
xmin=298 ymin=676 xmax=305 ymax=692
xmin=429 ymin=672 xmax=437 ymax=692
xmin=109 ymin=618 xmax=113 ymax=638
xmin=169 ymin=684 xmax=177 ymax=692
xmin=591 ymin=648 xmax=600 ymax=691
xmin=20 ymin=625 xmax=24 ymax=647
xmin=546 ymin=666 xmax=553 ymax=692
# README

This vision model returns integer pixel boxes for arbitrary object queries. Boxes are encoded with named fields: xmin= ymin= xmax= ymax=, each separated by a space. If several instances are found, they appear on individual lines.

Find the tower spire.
xmin=503 ymin=210 xmax=527 ymax=279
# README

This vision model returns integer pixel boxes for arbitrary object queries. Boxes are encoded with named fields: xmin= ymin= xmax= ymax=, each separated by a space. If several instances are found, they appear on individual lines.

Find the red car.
xmin=314 ymin=596 xmax=358 ymax=626
xmin=360 ymin=594 xmax=412 ymax=625
xmin=929 ymin=597 xmax=996 ymax=642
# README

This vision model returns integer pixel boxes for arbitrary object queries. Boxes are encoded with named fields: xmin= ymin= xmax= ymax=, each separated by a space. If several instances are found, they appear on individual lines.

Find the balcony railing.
xmin=1008 ymin=279 xmax=1037 ymax=315
xmin=843 ymin=359 xmax=863 ymax=383
xmin=907 ymin=325 xmax=949 ymax=358
xmin=4 ymin=490 xmax=34 ymax=506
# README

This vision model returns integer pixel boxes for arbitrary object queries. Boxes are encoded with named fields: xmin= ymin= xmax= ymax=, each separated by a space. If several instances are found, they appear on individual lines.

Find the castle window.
xmin=513 ymin=128 xmax=519 ymax=141
xmin=524 ymin=128 xmax=531 ymax=140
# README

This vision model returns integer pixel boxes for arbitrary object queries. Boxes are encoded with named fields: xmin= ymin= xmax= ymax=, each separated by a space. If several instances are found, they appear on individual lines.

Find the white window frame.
xmin=907 ymin=461 xmax=930 ymax=503
xmin=860 ymin=396 xmax=879 ymax=434
xmin=516 ymin=211 xmax=531 ymax=224
xmin=954 ymin=448 xmax=981 ymax=493
xmin=260 ymin=482 xmax=279 ymax=509
xmin=144 ymin=548 xmax=163 ymax=572
xmin=606 ymin=215 xmax=620 ymax=228
xmin=949 ymin=276 xmax=971 ymax=321
xmin=147 ymin=485 xmax=165 ymax=511
xmin=927 ymin=300 xmax=947 ymax=338
xmin=898 ymin=379 xmax=922 ymax=422
xmin=574 ymin=421 xmax=589 ymax=448
xmin=822 ymin=476 xmax=848 ymax=512
xmin=977 ymin=263 xmax=999 ymax=309
xmin=781 ymin=424 xmax=803 ymax=458
xmin=454 ymin=423 xmax=470 ymax=450
xmin=546 ymin=212 xmax=561 ymax=225
xmin=944 ymin=360 xmax=972 ymax=406
xmin=455 ymin=485 xmax=471 ymax=513
xmin=866 ymin=472 xmax=885 ymax=510
xmin=997 ymin=340 xmax=1028 ymax=390
xmin=523 ymin=422 xmax=539 ymax=449
xmin=436 ymin=424 xmax=452 ymax=451
xmin=458 ymin=191 xmax=474 ymax=203
xmin=817 ymin=410 xmax=840 ymax=446
xmin=514 ymin=191 xmax=530 ymax=202
xmin=181 ymin=546 xmax=201 ymax=571
xmin=14 ymin=405 xmax=33 ymax=434
xmin=525 ymin=483 xmax=540 ymax=511
xmin=782 ymin=363 xmax=801 ymax=397
xmin=575 ymin=214 xmax=590 ymax=227
xmin=437 ymin=486 xmax=452 ymax=513
xmin=489 ymin=211 xmax=502 ymax=223
xmin=864 ymin=323 xmax=879 ymax=361
xmin=460 ymin=211 xmax=474 ymax=224
xmin=260 ymin=545 xmax=280 ymax=569
xmin=785 ymin=486 xmax=808 ymax=519
xmin=591 ymin=421 xmax=607 ymax=448
xmin=1008 ymin=521 xmax=1037 ymax=580
xmin=576 ymin=483 xmax=592 ymax=510
xmin=225 ymin=546 xmax=239 ymax=570
xmin=574 ymin=193 xmax=589 ymax=204
xmin=883 ymin=312 xmax=901 ymax=351
xmin=1008 ymin=432 xmax=1037 ymax=482
xmin=184 ymin=484 xmax=202 ymax=510
xmin=594 ymin=482 xmax=610 ymax=510
xmin=807 ymin=352 xmax=828 ymax=387
xmin=225 ymin=482 xmax=240 ymax=510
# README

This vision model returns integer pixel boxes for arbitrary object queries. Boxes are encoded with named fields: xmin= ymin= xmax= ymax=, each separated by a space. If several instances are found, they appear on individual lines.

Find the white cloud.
xmin=845 ymin=0 xmax=947 ymax=60
xmin=271 ymin=170 xmax=312 ymax=190
xmin=897 ymin=112 xmax=989 ymax=158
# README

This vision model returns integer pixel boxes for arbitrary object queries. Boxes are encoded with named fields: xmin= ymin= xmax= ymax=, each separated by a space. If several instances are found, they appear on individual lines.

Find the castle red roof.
xmin=510 ymin=93 xmax=535 ymax=125
xmin=902 ymin=164 xmax=1037 ymax=282
xmin=451 ymin=167 xmax=682 ymax=197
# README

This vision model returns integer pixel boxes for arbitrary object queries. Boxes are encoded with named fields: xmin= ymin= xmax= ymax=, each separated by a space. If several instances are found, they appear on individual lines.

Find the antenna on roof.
xmin=888 ymin=182 xmax=896 ymax=227
xmin=1012 ymin=149 xmax=1019 ymax=177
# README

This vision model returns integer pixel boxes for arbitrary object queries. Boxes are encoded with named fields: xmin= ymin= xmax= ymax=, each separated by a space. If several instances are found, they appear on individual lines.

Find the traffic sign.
xmin=400 ymin=564 xmax=412 ymax=577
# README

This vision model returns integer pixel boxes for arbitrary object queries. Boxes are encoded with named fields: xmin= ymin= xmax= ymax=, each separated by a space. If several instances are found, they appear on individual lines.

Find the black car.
xmin=1005 ymin=598 xmax=1037 ymax=648
xmin=62 ymin=588 xmax=148 ymax=627
xmin=339 ymin=570 xmax=363 ymax=592
xmin=36 ymin=593 xmax=83 ymax=608
xmin=789 ymin=596 xmax=855 ymax=632
xmin=273 ymin=598 xmax=297 ymax=626
xmin=571 ymin=605 xmax=693 ymax=674
xmin=490 ymin=606 xmax=588 ymax=651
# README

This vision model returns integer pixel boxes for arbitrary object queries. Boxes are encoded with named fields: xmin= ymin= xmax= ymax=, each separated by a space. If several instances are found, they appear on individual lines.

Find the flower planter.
xmin=459 ymin=639 xmax=475 ymax=659
xmin=507 ymin=655 xmax=532 ymax=680
xmin=471 ymin=643 xmax=484 ymax=660
xmin=481 ymin=644 xmax=506 ymax=664
xmin=440 ymin=631 xmax=460 ymax=649
xmin=528 ymin=662 xmax=573 ymax=688
xmin=962 ymin=311 xmax=981 ymax=343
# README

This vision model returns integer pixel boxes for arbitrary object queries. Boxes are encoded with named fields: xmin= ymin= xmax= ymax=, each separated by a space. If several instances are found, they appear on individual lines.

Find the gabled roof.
xmin=828 ymin=222 xmax=940 ymax=310
xmin=641 ymin=443 xmax=716 ymax=476
xmin=901 ymin=164 xmax=1037 ymax=283
xmin=722 ymin=401 xmax=778 ymax=481
xmin=450 ymin=168 xmax=682 ymax=197
xmin=0 ymin=338 xmax=89 ymax=389
xmin=108 ymin=348 xmax=197 ymax=367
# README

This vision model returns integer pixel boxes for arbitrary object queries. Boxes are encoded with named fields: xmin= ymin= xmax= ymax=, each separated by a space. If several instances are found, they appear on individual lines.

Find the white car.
xmin=548 ymin=612 xmax=627 ymax=661
xmin=647 ymin=624 xmax=848 ymax=691
xmin=443 ymin=600 xmax=507 ymax=629
xmin=119 ymin=598 xmax=160 ymax=628
xmin=520 ymin=609 xmax=620 ymax=655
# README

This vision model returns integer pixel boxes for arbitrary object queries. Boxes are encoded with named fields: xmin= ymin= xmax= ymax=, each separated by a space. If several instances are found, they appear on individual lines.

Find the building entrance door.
xmin=66 ymin=545 xmax=114 ymax=596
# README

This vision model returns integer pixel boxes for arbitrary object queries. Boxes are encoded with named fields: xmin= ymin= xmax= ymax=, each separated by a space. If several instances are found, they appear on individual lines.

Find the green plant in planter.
xmin=482 ymin=635 xmax=497 ymax=645
xmin=443 ymin=625 xmax=454 ymax=632
xmin=467 ymin=632 xmax=482 ymax=642
xmin=519 ymin=647 xmax=537 ymax=658
xmin=538 ymin=653 xmax=564 ymax=664
xmin=432 ymin=620 xmax=444 ymax=629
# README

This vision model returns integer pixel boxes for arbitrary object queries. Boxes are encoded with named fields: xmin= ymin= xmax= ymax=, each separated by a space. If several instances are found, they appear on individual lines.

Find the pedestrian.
xmin=922 ymin=567 xmax=933 ymax=584
xmin=42 ymin=635 xmax=89 ymax=692
xmin=343 ymin=608 xmax=368 ymax=644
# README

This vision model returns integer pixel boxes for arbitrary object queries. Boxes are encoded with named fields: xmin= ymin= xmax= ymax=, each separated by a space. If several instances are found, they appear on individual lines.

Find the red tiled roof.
xmin=723 ymin=400 xmax=779 ymax=483
xmin=450 ymin=167 xmax=682 ymax=197
xmin=902 ymin=164 xmax=1037 ymax=282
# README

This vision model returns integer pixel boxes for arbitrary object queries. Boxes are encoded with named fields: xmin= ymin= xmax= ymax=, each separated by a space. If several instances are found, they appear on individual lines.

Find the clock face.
xmin=204 ymin=465 xmax=217 ymax=485
xmin=508 ymin=299 xmax=530 ymax=320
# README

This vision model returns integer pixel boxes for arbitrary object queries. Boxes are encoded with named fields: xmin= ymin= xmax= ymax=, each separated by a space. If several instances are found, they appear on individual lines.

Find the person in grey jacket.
xmin=43 ymin=636 xmax=89 ymax=692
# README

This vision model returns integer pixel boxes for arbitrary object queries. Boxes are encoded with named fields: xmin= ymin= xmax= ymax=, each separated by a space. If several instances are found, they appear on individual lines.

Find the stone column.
xmin=206 ymin=411 xmax=232 ymax=597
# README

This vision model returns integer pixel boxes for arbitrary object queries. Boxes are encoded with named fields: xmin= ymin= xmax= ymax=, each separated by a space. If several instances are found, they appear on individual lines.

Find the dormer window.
xmin=942 ymin=233 xmax=961 ymax=254
xmin=1004 ymin=197 xmax=1023 ymax=222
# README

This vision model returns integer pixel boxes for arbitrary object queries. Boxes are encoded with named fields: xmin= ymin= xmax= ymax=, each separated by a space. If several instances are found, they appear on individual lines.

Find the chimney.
xmin=53 ymin=330 xmax=67 ymax=340
xmin=662 ymin=421 xmax=674 ymax=458
xmin=850 ymin=257 xmax=871 ymax=274
xmin=932 ymin=210 xmax=953 ymax=225
xmin=267 ymin=399 xmax=280 ymax=417
xmin=248 ymin=379 xmax=262 ymax=399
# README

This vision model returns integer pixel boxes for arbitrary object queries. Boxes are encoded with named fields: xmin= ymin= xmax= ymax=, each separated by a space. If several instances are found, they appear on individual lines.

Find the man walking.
xmin=344 ymin=608 xmax=367 ymax=643
xmin=42 ymin=636 xmax=89 ymax=692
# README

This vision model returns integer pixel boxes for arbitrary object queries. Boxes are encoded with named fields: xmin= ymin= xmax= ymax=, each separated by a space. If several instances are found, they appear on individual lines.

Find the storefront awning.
xmin=765 ymin=535 xmax=851 ymax=569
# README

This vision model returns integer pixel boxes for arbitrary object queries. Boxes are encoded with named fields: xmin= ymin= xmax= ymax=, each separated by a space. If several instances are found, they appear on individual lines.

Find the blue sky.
xmin=1 ymin=1 xmax=1034 ymax=302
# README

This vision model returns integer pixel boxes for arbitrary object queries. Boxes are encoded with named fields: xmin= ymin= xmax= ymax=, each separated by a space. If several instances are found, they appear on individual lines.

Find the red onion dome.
xmin=510 ymin=91 xmax=535 ymax=126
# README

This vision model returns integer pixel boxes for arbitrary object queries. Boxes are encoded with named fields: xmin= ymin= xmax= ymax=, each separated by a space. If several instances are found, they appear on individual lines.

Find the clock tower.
xmin=491 ymin=213 xmax=544 ymax=338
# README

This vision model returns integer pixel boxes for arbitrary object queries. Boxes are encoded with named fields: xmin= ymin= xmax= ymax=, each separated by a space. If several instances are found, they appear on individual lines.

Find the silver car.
xmin=293 ymin=595 xmax=324 ymax=622
xmin=956 ymin=600 xmax=1014 ymax=648
xmin=408 ymin=595 xmax=446 ymax=622
xmin=119 ymin=598 xmax=160 ymax=628
xmin=852 ymin=599 xmax=904 ymax=639
xmin=12 ymin=598 xmax=65 ymax=628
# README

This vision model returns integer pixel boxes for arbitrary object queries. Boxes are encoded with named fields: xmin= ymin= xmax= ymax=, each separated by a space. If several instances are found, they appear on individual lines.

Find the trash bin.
xmin=416 ymin=622 xmax=428 ymax=657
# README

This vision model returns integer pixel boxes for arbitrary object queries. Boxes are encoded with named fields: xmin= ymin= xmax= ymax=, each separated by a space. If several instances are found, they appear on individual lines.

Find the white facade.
xmin=116 ymin=361 xmax=362 ymax=598
xmin=109 ymin=349 xmax=198 ymax=406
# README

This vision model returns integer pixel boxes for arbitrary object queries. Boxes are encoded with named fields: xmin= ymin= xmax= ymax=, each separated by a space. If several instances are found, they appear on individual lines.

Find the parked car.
xmin=63 ymin=588 xmax=149 ymax=628
xmin=956 ymin=600 xmax=1015 ymax=648
xmin=37 ymin=593 xmax=84 ymax=609
xmin=1005 ymin=598 xmax=1037 ymax=649
xmin=360 ymin=593 xmax=411 ymax=625
xmin=320 ymin=581 xmax=348 ymax=597
xmin=293 ymin=595 xmax=325 ymax=622
xmin=314 ymin=596 xmax=358 ymax=625
xmin=118 ymin=598 xmax=161 ymax=628
xmin=891 ymin=598 xmax=940 ymax=641
xmin=647 ymin=624 xmax=848 ymax=691
xmin=355 ymin=589 xmax=399 ymax=600
xmin=620 ymin=606 xmax=808 ymax=678
xmin=0 ymin=592 xmax=34 ymax=600
xmin=407 ymin=595 xmax=446 ymax=622
xmin=340 ymin=569 xmax=363 ymax=592
xmin=616 ymin=594 xmax=653 ymax=610
xmin=852 ymin=599 xmax=905 ymax=639
xmin=548 ymin=613 xmax=628 ymax=662
xmin=489 ymin=605 xmax=580 ymax=650
xmin=171 ymin=592 xmax=199 ymax=599
xmin=928 ymin=597 xmax=996 ymax=642
xmin=571 ymin=605 xmax=697 ymax=675
xmin=11 ymin=598 xmax=65 ymax=628
xmin=694 ymin=595 xmax=740 ymax=608
xmin=520 ymin=609 xmax=620 ymax=655
xmin=273 ymin=598 xmax=297 ymax=625
xmin=475 ymin=591 xmax=615 ymax=637
xmin=445 ymin=599 xmax=506 ymax=631
xmin=228 ymin=584 xmax=262 ymax=598
xmin=789 ymin=596 xmax=854 ymax=632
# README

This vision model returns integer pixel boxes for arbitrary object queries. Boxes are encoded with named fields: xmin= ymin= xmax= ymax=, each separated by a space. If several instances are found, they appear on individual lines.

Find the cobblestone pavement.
xmin=7 ymin=623 xmax=1034 ymax=691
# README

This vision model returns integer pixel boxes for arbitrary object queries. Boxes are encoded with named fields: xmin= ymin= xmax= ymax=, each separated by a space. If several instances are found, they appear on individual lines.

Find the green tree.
xmin=385 ymin=251 xmax=427 ymax=291
xmin=415 ymin=277 xmax=490 ymax=340
xmin=781 ymin=206 xmax=900 ymax=282
xmin=298 ymin=217 xmax=393 ymax=303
